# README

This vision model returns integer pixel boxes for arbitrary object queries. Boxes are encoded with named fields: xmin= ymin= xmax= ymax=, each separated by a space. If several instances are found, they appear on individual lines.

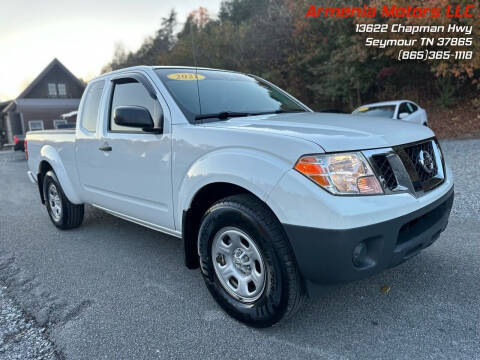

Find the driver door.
xmin=86 ymin=73 xmax=174 ymax=230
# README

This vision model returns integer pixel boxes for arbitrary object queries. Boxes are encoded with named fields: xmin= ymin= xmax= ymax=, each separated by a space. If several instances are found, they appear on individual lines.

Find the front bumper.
xmin=282 ymin=186 xmax=454 ymax=289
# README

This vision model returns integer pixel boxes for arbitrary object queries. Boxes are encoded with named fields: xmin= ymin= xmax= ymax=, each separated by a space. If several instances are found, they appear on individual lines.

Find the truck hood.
xmin=202 ymin=112 xmax=434 ymax=152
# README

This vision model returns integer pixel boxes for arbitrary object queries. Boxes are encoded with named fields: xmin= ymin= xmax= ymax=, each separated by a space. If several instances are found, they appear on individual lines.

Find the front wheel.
xmin=43 ymin=171 xmax=84 ymax=230
xmin=198 ymin=194 xmax=305 ymax=327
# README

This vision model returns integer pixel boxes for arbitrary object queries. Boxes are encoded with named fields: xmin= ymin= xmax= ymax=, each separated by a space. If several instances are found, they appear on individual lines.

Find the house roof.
xmin=16 ymin=58 xmax=85 ymax=99
xmin=2 ymin=101 xmax=15 ymax=113
xmin=0 ymin=100 xmax=12 ymax=112
xmin=60 ymin=110 xmax=78 ymax=119
xmin=3 ymin=98 xmax=80 ymax=113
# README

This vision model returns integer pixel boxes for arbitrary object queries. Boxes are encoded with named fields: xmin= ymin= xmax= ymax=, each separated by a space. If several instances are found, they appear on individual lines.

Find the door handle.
xmin=99 ymin=145 xmax=112 ymax=152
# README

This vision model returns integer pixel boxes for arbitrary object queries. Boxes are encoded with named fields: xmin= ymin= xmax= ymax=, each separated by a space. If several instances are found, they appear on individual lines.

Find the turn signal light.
xmin=294 ymin=153 xmax=383 ymax=195
xmin=294 ymin=156 xmax=329 ymax=187
xmin=357 ymin=176 xmax=382 ymax=194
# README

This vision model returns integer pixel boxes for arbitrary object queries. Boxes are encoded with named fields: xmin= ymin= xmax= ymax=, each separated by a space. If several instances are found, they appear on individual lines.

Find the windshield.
xmin=353 ymin=105 xmax=395 ymax=118
xmin=155 ymin=69 xmax=308 ymax=122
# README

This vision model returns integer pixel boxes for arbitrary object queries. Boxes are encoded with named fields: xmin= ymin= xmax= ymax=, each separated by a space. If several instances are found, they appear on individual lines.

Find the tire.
xmin=198 ymin=194 xmax=305 ymax=327
xmin=43 ymin=171 xmax=84 ymax=230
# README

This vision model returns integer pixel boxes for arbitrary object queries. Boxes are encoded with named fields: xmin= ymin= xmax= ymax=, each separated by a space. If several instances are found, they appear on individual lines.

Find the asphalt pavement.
xmin=0 ymin=140 xmax=478 ymax=360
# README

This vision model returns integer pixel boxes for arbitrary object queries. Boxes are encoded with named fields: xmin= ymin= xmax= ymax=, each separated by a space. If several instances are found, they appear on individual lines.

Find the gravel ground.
xmin=0 ymin=286 xmax=56 ymax=360
xmin=441 ymin=139 xmax=480 ymax=218
xmin=0 ymin=140 xmax=479 ymax=360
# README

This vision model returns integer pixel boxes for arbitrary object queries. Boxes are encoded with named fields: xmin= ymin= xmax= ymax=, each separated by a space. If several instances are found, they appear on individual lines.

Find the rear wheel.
xmin=43 ymin=171 xmax=84 ymax=230
xmin=198 ymin=194 xmax=305 ymax=327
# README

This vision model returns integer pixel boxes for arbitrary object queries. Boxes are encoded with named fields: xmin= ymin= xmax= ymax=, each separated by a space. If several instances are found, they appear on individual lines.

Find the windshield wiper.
xmin=195 ymin=109 xmax=307 ymax=121
xmin=272 ymin=109 xmax=307 ymax=114
xmin=195 ymin=111 xmax=252 ymax=121
xmin=247 ymin=109 xmax=307 ymax=116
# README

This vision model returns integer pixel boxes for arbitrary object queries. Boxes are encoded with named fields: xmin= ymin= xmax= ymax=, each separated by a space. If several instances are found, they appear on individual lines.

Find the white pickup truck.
xmin=26 ymin=66 xmax=454 ymax=327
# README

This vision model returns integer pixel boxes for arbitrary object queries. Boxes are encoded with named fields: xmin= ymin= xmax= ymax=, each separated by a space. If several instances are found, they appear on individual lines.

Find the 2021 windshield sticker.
xmin=167 ymin=73 xmax=206 ymax=80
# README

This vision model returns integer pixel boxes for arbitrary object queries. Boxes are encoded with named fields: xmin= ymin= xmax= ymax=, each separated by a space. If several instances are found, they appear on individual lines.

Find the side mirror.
xmin=113 ymin=106 xmax=162 ymax=133
xmin=398 ymin=112 xmax=409 ymax=119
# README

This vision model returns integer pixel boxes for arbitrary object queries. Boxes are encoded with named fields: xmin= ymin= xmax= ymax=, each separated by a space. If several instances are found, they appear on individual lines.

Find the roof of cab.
xmin=92 ymin=65 xmax=239 ymax=82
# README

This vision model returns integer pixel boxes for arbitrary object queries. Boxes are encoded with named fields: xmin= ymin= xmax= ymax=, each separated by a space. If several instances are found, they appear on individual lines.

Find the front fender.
xmin=176 ymin=148 xmax=291 ymax=226
xmin=39 ymin=145 xmax=82 ymax=204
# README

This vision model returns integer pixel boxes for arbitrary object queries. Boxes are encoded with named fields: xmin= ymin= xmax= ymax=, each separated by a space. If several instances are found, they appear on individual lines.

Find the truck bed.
xmin=26 ymin=129 xmax=76 ymax=136
xmin=26 ymin=129 xmax=78 ymax=196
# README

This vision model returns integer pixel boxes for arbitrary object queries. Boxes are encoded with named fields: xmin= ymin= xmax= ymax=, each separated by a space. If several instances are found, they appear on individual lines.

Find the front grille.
xmin=372 ymin=155 xmax=398 ymax=190
xmin=403 ymin=141 xmax=438 ymax=184
xmin=396 ymin=140 xmax=443 ymax=192
xmin=367 ymin=139 xmax=444 ymax=196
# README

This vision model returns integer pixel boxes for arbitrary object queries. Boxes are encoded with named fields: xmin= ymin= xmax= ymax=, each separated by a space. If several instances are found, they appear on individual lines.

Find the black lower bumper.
xmin=283 ymin=187 xmax=454 ymax=289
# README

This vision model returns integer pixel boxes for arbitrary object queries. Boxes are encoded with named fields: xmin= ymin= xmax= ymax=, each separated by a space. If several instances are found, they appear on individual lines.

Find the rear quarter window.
xmin=79 ymin=80 xmax=105 ymax=133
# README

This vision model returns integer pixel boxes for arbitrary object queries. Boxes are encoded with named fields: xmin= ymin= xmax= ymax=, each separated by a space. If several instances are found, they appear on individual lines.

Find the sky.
xmin=0 ymin=0 xmax=222 ymax=101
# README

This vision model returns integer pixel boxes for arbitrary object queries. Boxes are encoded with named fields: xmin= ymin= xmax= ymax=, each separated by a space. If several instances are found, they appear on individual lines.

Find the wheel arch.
xmin=36 ymin=145 xmax=82 ymax=204
xmin=37 ymin=160 xmax=53 ymax=203
xmin=182 ymin=181 xmax=281 ymax=269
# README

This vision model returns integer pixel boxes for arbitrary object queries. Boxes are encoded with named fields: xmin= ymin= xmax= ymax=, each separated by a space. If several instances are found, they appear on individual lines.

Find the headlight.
xmin=294 ymin=152 xmax=383 ymax=195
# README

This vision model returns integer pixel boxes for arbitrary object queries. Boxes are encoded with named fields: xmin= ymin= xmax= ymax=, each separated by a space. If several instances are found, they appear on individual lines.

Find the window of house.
xmin=58 ymin=83 xmax=67 ymax=96
xmin=28 ymin=120 xmax=44 ymax=131
xmin=48 ymin=83 xmax=57 ymax=96
xmin=109 ymin=79 xmax=160 ymax=132
xmin=79 ymin=80 xmax=105 ymax=133
xmin=53 ymin=119 xmax=67 ymax=129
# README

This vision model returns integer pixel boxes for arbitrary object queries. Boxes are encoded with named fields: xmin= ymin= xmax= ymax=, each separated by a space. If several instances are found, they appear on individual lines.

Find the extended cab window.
xmin=80 ymin=80 xmax=105 ymax=133
xmin=109 ymin=79 xmax=160 ymax=132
